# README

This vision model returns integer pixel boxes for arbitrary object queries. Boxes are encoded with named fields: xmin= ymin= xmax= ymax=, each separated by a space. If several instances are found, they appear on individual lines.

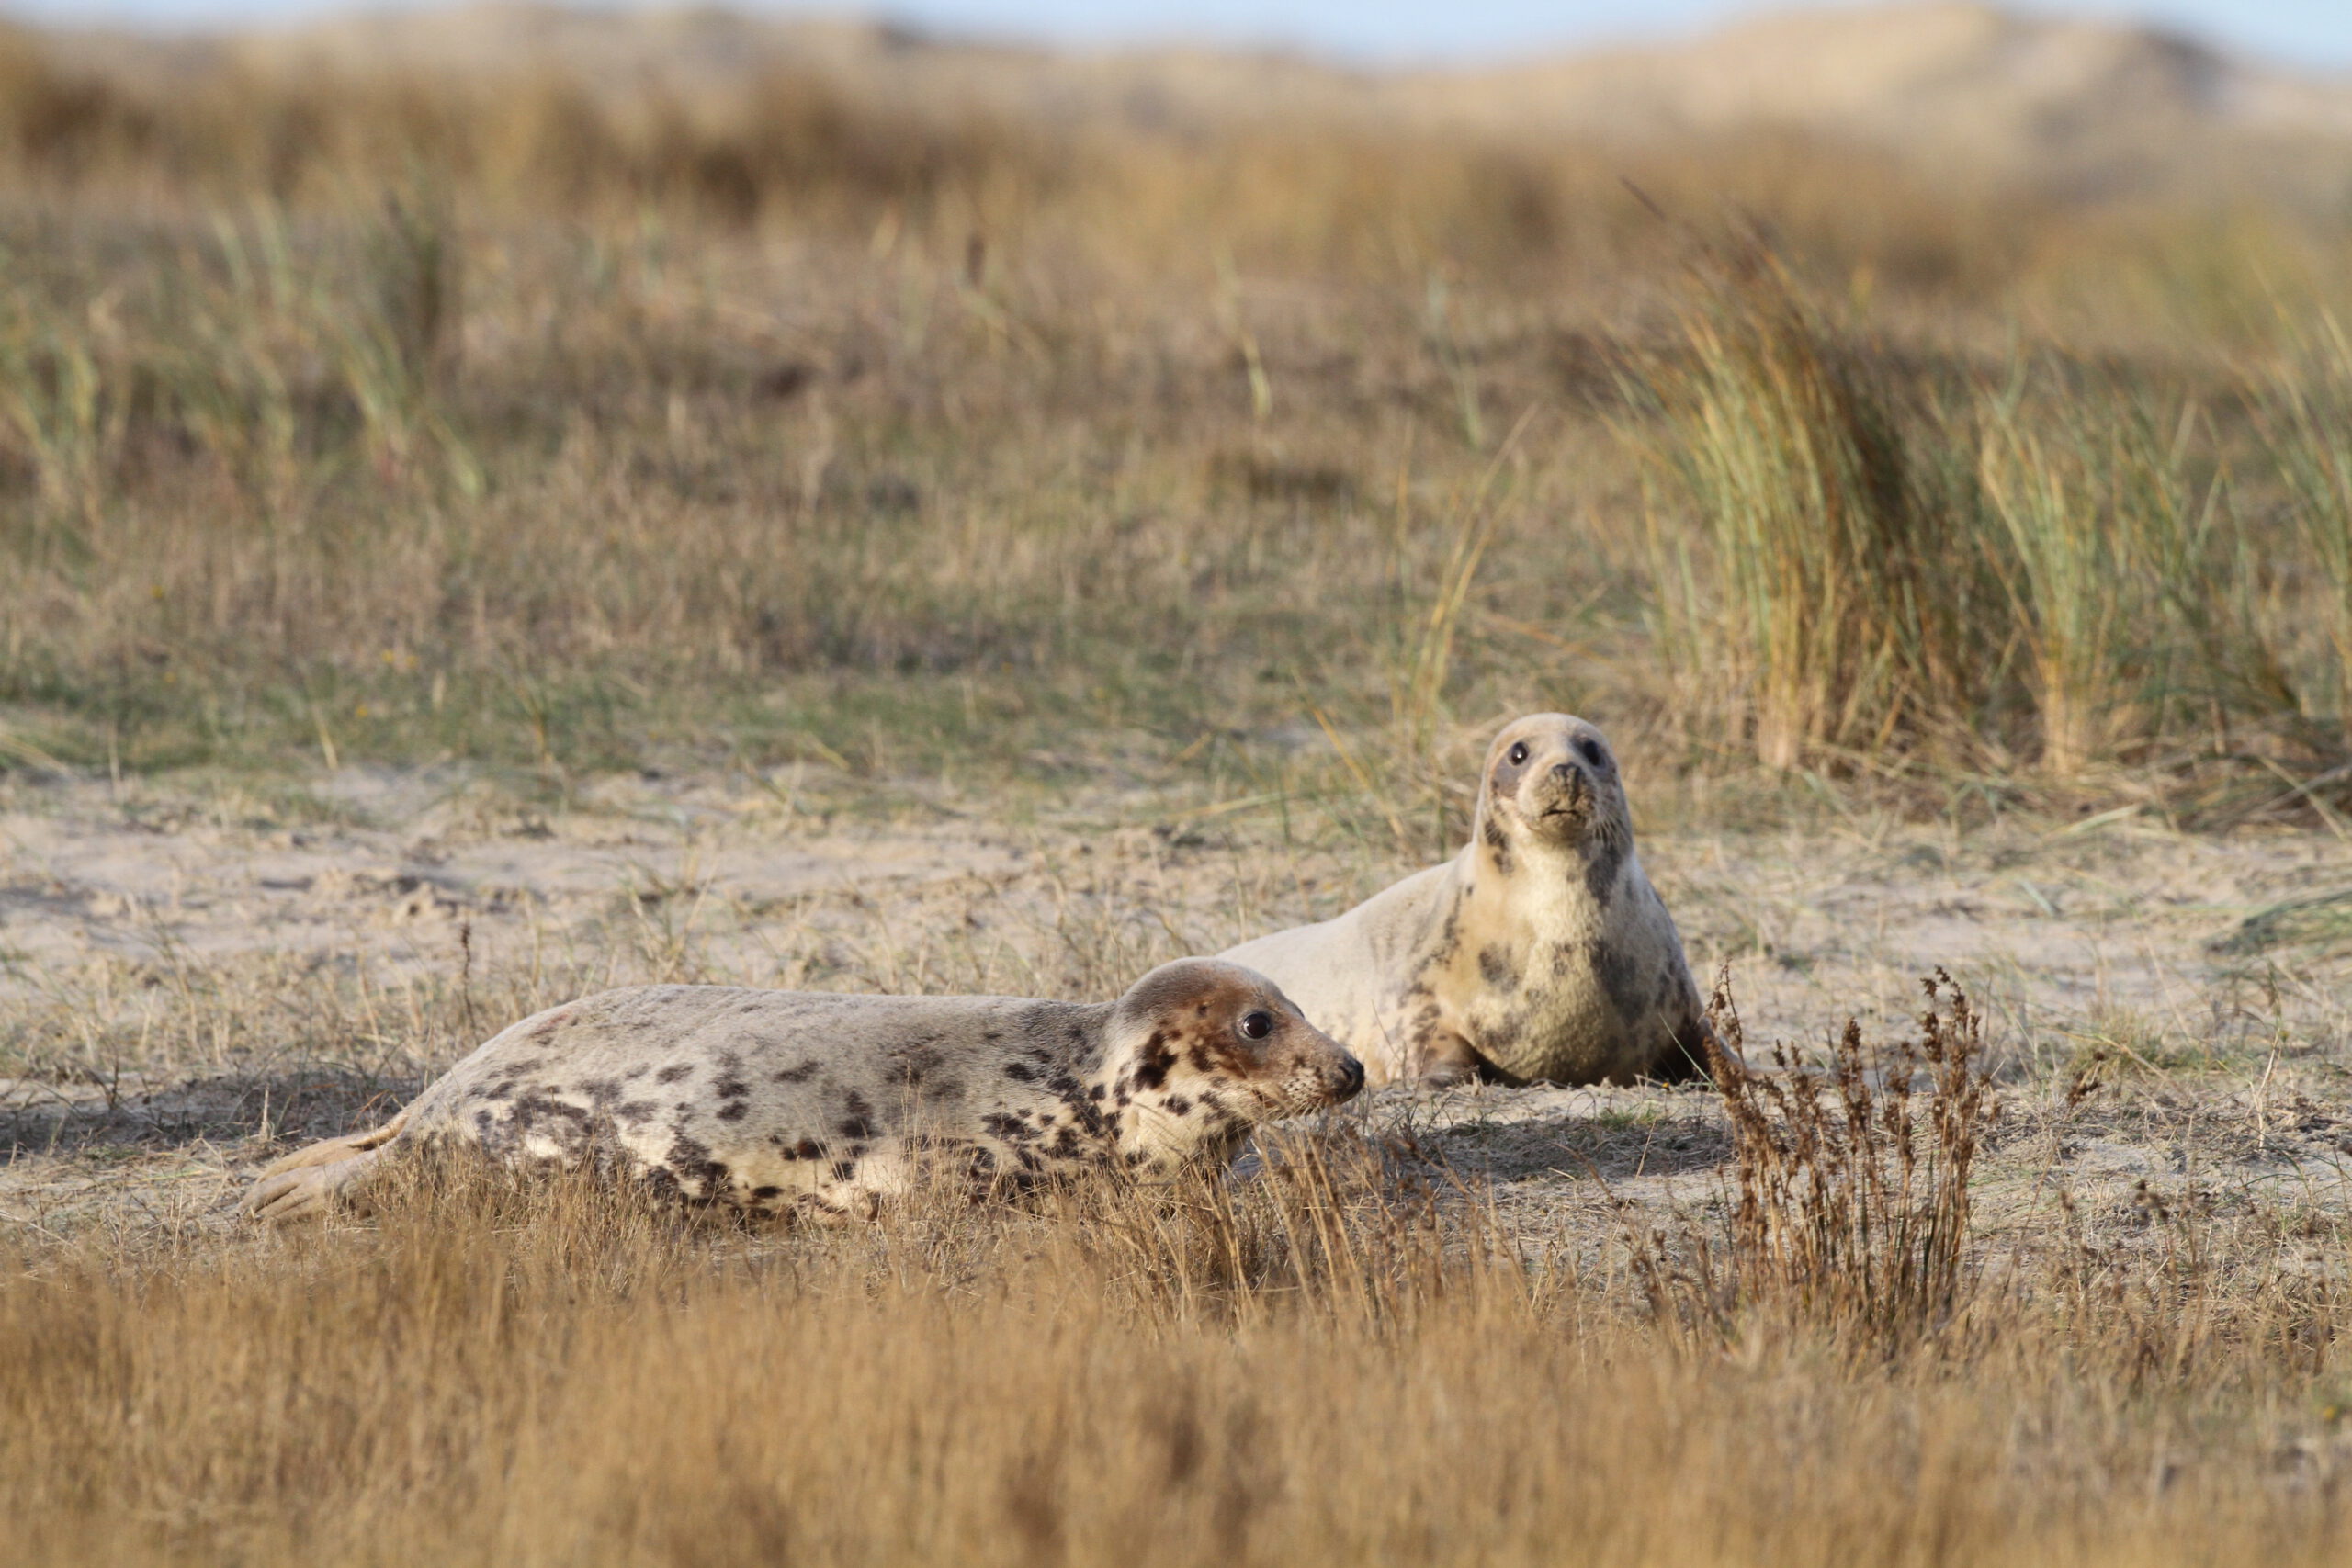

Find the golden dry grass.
xmin=9 ymin=1102 xmax=2352 ymax=1568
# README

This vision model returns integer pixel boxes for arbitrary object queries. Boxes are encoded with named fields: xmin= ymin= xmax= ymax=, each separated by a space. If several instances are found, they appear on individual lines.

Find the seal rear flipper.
xmin=243 ymin=1148 xmax=399 ymax=1223
xmin=252 ymin=1110 xmax=410 ymax=1179
xmin=243 ymin=1111 xmax=410 ymax=1223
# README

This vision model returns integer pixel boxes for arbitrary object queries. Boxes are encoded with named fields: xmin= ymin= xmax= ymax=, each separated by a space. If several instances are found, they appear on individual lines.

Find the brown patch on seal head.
xmin=1109 ymin=960 xmax=1363 ymax=1157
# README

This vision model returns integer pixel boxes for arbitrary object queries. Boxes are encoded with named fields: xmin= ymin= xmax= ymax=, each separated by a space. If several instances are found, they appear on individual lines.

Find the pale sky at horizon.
xmin=12 ymin=0 xmax=2351 ymax=72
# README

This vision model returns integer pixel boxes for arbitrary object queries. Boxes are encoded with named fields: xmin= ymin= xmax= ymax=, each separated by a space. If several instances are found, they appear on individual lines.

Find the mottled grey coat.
xmin=244 ymin=959 xmax=1363 ymax=1223
xmin=1222 ymin=714 xmax=1710 ymax=1086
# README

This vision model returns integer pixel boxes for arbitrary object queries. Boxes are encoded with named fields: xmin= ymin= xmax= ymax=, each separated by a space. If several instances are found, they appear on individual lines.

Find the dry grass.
xmin=0 ymin=19 xmax=2342 ymax=816
xmin=1636 ymin=970 xmax=1994 ymax=1355
xmin=9 ymin=1066 xmax=2352 ymax=1567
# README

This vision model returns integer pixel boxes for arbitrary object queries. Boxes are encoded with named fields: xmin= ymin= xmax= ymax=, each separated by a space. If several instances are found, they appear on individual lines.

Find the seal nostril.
xmin=1551 ymin=762 xmax=1575 ymax=782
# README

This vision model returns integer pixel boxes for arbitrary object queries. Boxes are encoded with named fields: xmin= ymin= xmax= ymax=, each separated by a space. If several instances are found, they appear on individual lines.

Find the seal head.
xmin=1108 ymin=958 xmax=1365 ymax=1171
xmin=1478 ymin=712 xmax=1632 ymax=875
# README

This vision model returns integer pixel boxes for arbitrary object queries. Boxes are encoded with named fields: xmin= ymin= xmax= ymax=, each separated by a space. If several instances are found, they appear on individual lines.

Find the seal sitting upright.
xmin=244 ymin=959 xmax=1363 ymax=1224
xmin=1222 ymin=713 xmax=1711 ymax=1087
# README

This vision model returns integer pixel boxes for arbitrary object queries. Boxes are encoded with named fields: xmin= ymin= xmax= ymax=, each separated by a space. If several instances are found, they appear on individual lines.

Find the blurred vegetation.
xmin=0 ymin=18 xmax=2344 ymax=824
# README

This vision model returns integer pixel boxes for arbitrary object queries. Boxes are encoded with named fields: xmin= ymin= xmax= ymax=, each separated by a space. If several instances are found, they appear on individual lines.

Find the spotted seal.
xmin=1221 ymin=713 xmax=1711 ymax=1086
xmin=243 ymin=959 xmax=1363 ymax=1223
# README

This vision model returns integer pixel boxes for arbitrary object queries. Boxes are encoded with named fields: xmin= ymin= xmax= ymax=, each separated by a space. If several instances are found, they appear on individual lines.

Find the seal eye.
xmin=1507 ymin=741 xmax=1530 ymax=766
xmin=1238 ymin=1010 xmax=1274 ymax=1042
xmin=1577 ymin=738 xmax=1607 ymax=767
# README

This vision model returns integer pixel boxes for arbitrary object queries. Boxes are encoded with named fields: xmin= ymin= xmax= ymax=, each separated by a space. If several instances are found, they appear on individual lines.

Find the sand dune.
xmin=171 ymin=3 xmax=2352 ymax=194
xmin=27 ymin=1 xmax=2352 ymax=206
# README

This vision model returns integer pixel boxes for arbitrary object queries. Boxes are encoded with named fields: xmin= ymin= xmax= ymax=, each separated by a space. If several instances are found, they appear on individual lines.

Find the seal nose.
xmin=1336 ymin=1053 xmax=1365 ymax=1100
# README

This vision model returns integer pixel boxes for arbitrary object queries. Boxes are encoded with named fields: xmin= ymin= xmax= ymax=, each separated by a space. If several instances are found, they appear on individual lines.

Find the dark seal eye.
xmin=1238 ymin=1010 xmax=1274 ymax=1041
xmin=1577 ymin=738 xmax=1607 ymax=767
xmin=1507 ymin=741 xmax=1530 ymax=766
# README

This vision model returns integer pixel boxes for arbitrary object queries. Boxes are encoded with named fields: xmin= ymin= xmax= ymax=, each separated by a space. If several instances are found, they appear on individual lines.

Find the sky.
xmin=14 ymin=0 xmax=2352 ymax=72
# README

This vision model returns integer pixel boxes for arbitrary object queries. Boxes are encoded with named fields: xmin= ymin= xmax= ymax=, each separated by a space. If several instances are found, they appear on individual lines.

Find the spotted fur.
xmin=1222 ymin=713 xmax=1713 ymax=1086
xmin=243 ymin=960 xmax=1363 ymax=1224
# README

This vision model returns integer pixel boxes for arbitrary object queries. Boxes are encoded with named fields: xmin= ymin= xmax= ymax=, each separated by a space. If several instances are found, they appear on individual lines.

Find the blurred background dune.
xmin=23 ymin=0 xmax=2352 ymax=208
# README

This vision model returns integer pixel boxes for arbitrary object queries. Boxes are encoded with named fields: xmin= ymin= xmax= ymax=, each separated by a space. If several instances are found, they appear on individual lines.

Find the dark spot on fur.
xmin=1481 ymin=813 xmax=1513 ymax=875
xmin=983 ymin=1111 xmax=1037 ymax=1144
xmin=715 ymin=1077 xmax=751 ymax=1100
xmin=1004 ymin=1060 xmax=1037 ymax=1083
xmin=1164 ymin=1095 xmax=1192 ymax=1116
xmin=1582 ymin=835 xmax=1627 ymax=906
xmin=890 ymin=1045 xmax=941 ymax=1086
xmin=1469 ymin=1013 xmax=1520 ymax=1059
xmin=1132 ymin=1030 xmax=1174 ymax=1092
xmin=662 ymin=1132 xmax=732 ymax=1197
xmin=837 ymin=1090 xmax=878 ymax=1140
xmin=716 ymin=1101 xmax=748 ymax=1122
xmin=829 ymin=1159 xmax=856 ymax=1181
xmin=774 ymin=1061 xmax=818 ymax=1083
xmin=1478 ymin=945 xmax=1518 ymax=991
xmin=752 ymin=1185 xmax=785 ymax=1201
xmin=639 ymin=1165 xmax=685 ymax=1202
xmin=655 ymin=1064 xmax=694 ymax=1085
xmin=1589 ymin=935 xmax=1648 ymax=1026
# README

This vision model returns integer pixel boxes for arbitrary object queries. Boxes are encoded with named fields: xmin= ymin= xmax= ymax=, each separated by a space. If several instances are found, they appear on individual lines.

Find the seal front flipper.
xmin=1404 ymin=1025 xmax=1482 ymax=1087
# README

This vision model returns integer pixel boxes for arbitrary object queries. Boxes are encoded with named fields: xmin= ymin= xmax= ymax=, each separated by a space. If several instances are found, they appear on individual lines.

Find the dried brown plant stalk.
xmin=1638 ymin=968 xmax=1996 ymax=1355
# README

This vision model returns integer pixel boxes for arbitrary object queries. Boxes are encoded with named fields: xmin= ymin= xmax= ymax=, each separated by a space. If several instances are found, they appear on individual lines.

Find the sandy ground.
xmin=4 ymin=763 xmax=2348 ymax=1251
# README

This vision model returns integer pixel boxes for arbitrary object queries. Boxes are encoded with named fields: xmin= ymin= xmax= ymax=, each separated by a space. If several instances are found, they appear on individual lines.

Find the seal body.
xmin=1222 ymin=713 xmax=1710 ymax=1087
xmin=244 ymin=959 xmax=1363 ymax=1224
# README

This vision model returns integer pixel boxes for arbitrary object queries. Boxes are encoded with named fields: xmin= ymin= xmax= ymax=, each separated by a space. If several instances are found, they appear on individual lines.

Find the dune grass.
xmin=0 ymin=25 xmax=2339 ymax=815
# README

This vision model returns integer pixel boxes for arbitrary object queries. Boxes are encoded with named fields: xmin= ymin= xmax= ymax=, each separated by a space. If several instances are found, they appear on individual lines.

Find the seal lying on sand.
xmin=1222 ymin=713 xmax=1711 ymax=1087
xmin=244 ymin=959 xmax=1363 ymax=1224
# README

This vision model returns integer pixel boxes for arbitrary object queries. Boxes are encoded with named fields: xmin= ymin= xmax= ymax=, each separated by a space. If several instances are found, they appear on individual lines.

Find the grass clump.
xmin=1627 ymin=242 xmax=2322 ymax=788
xmin=1628 ymin=242 xmax=1984 ymax=773
xmin=1636 ymin=970 xmax=1996 ymax=1356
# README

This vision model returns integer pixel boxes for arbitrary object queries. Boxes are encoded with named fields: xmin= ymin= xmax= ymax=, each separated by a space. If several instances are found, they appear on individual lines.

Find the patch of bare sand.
xmin=2 ymin=767 xmax=2347 ymax=1256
